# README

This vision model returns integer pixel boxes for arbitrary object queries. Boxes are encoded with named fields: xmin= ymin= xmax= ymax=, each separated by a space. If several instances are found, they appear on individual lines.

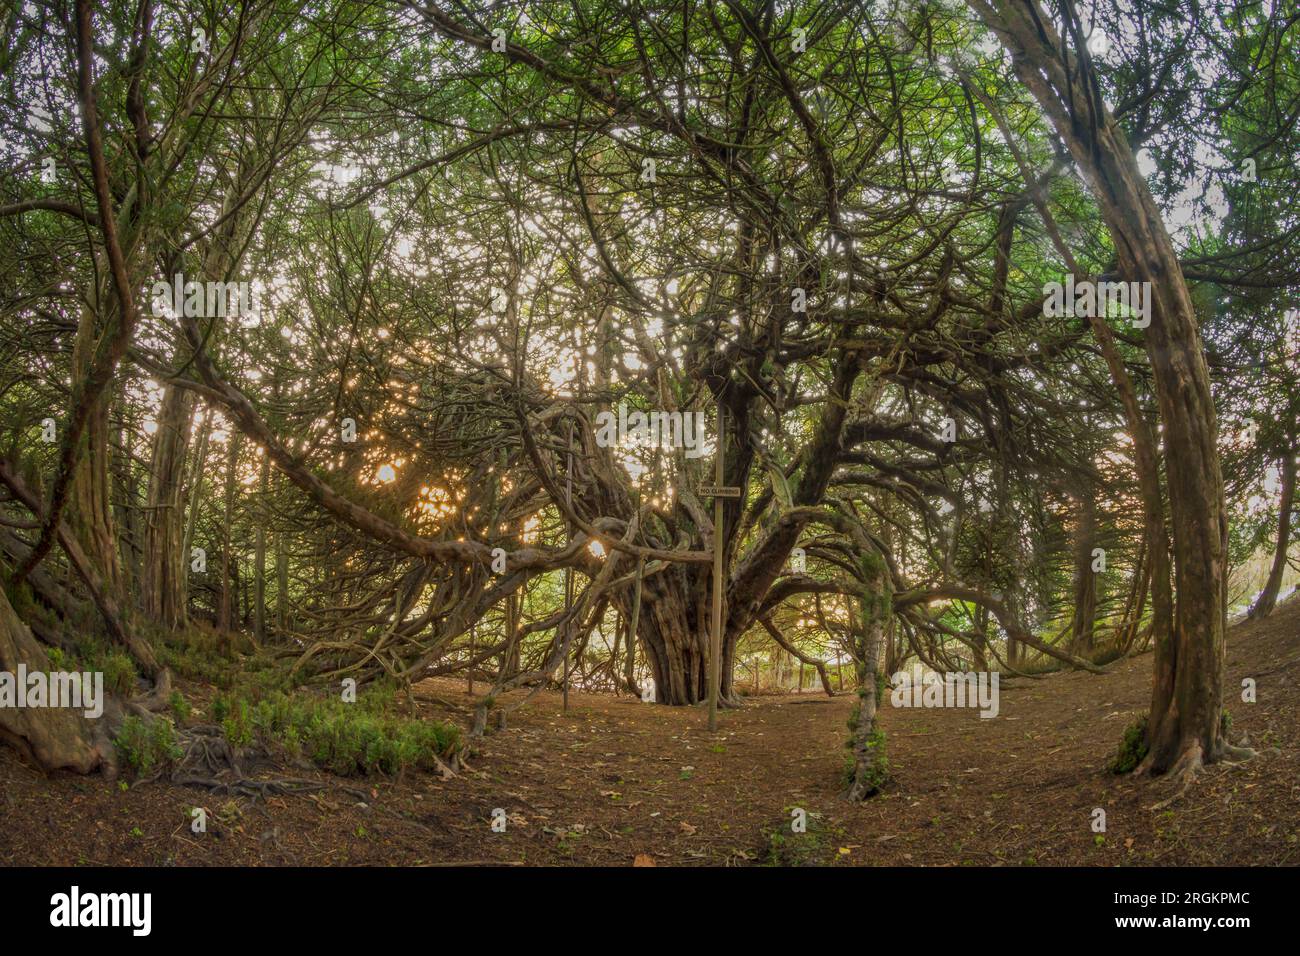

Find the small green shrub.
xmin=153 ymin=625 xmax=236 ymax=687
xmin=113 ymin=716 xmax=182 ymax=777
xmin=762 ymin=809 xmax=844 ymax=867
xmin=220 ymin=697 xmax=253 ymax=747
xmin=102 ymin=652 xmax=138 ymax=697
xmin=211 ymin=688 xmax=460 ymax=777
xmin=168 ymin=690 xmax=192 ymax=725
xmin=1112 ymin=716 xmax=1149 ymax=774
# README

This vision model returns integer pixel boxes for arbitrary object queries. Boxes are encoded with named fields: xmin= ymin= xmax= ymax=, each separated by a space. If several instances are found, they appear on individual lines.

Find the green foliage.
xmin=4 ymin=0 xmax=1292 ymax=728
xmin=113 ymin=716 xmax=182 ymax=777
xmin=211 ymin=688 xmax=461 ymax=777
xmin=70 ymin=633 xmax=106 ymax=674
xmin=65 ymin=635 xmax=140 ymax=695
xmin=102 ymin=652 xmax=138 ymax=697
xmin=841 ymin=751 xmax=856 ymax=784
xmin=169 ymin=690 xmax=192 ymax=725
xmin=153 ymin=624 xmax=283 ymax=691
xmin=852 ymin=725 xmax=890 ymax=794
xmin=221 ymin=698 xmax=253 ymax=748
xmin=762 ymin=809 xmax=846 ymax=867
xmin=1112 ymin=716 xmax=1150 ymax=774
xmin=857 ymin=551 xmax=887 ymax=580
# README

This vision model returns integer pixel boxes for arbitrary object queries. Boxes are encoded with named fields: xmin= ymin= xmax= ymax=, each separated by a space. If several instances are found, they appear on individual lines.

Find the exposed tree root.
xmin=846 ymin=776 xmax=883 ymax=803
xmin=138 ymin=724 xmax=371 ymax=803
xmin=1145 ymin=742 xmax=1203 ymax=811
xmin=1142 ymin=733 xmax=1261 ymax=811
xmin=1219 ymin=744 xmax=1259 ymax=763
xmin=125 ymin=668 xmax=173 ymax=717
xmin=429 ymin=752 xmax=458 ymax=781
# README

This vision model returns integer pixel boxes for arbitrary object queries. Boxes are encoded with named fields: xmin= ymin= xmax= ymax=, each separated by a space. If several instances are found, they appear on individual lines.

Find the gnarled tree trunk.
xmin=141 ymin=374 xmax=195 ymax=629
xmin=0 ymin=587 xmax=107 ymax=774
xmin=64 ymin=304 xmax=125 ymax=605
xmin=972 ymin=0 xmax=1232 ymax=776
xmin=624 ymin=567 xmax=709 ymax=704
xmin=1070 ymin=487 xmax=1098 ymax=656
xmin=847 ymin=555 xmax=890 ymax=800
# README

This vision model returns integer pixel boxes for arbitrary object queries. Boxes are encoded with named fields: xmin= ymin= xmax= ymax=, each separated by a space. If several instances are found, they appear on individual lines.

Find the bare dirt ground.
xmin=3 ymin=597 xmax=1298 ymax=866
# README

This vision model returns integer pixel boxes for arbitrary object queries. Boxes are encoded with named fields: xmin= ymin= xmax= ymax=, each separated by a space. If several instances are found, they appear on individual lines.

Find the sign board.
xmin=699 ymin=484 xmax=742 ymax=498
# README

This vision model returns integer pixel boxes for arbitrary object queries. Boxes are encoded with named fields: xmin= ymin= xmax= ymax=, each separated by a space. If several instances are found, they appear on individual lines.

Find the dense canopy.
xmin=0 ymin=0 xmax=1297 ymax=808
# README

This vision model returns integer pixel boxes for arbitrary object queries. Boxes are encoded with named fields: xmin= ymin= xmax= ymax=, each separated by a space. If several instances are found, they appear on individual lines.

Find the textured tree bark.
xmin=275 ymin=525 xmax=290 ymax=635
xmin=1249 ymin=447 xmax=1296 ymax=619
xmin=180 ymin=406 xmax=210 ymax=595
xmin=501 ymin=590 xmax=522 ymax=680
xmin=0 ymin=461 xmax=160 ymax=676
xmin=11 ymin=0 xmax=143 ymax=590
xmin=0 ymin=587 xmax=106 ymax=774
xmin=970 ymin=0 xmax=1232 ymax=775
xmin=1070 ymin=488 xmax=1098 ymax=656
xmin=63 ymin=306 xmax=125 ymax=604
xmin=111 ymin=378 xmax=142 ymax=591
xmin=254 ymin=453 xmax=270 ymax=642
xmin=218 ymin=432 xmax=241 ymax=633
xmin=624 ymin=568 xmax=708 ymax=705
xmin=143 ymin=195 xmax=243 ymax=630
xmin=4 ymin=109 xmax=168 ymax=765
xmin=622 ymin=558 xmax=643 ymax=696
xmin=847 ymin=556 xmax=890 ymax=800
xmin=141 ymin=370 xmax=195 ymax=630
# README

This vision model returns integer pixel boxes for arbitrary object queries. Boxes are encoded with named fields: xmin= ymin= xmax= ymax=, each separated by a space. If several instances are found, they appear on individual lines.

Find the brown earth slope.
xmin=2 ymin=596 xmax=1297 ymax=866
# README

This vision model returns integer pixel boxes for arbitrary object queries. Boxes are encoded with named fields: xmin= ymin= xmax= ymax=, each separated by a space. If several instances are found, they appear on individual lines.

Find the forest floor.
xmin=3 ymin=597 xmax=1299 ymax=867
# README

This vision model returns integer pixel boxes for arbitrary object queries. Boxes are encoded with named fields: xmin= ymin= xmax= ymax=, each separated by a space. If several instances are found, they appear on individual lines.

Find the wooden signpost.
xmin=702 ymin=404 xmax=741 ymax=732
xmin=699 ymin=484 xmax=742 ymax=498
